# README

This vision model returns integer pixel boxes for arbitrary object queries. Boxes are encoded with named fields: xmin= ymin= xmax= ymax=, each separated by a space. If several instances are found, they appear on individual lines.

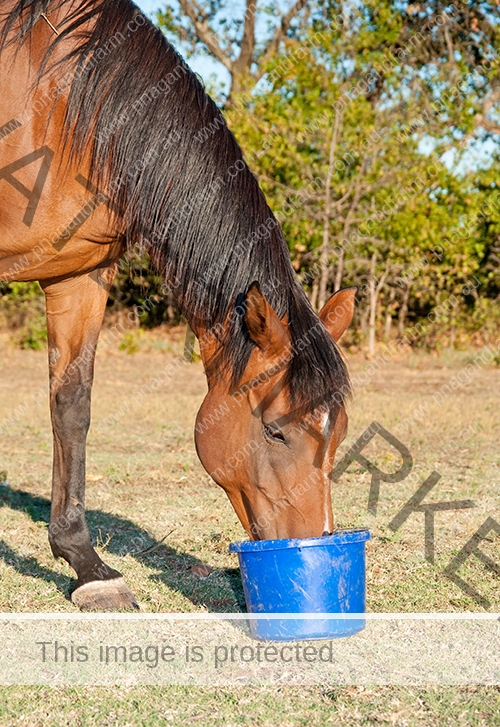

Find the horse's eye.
xmin=264 ymin=424 xmax=287 ymax=445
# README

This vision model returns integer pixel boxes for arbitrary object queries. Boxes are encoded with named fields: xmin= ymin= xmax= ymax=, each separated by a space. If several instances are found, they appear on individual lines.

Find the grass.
xmin=1 ymin=685 xmax=500 ymax=726
xmin=0 ymin=329 xmax=499 ymax=724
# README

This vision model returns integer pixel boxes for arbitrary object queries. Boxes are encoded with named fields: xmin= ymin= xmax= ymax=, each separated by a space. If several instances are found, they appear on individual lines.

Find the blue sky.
xmin=135 ymin=0 xmax=161 ymax=13
xmin=134 ymin=1 xmax=496 ymax=172
xmin=134 ymin=0 xmax=228 ymax=90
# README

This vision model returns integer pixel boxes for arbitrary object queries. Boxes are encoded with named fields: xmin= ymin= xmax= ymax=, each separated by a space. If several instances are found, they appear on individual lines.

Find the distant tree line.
xmin=2 ymin=1 xmax=500 ymax=351
xmin=158 ymin=0 xmax=500 ymax=351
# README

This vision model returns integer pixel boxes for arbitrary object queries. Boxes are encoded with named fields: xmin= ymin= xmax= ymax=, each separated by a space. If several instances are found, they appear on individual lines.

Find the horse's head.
xmin=194 ymin=285 xmax=355 ymax=540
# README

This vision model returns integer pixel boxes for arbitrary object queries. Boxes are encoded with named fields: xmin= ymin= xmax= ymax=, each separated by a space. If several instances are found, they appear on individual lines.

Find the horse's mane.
xmin=0 ymin=0 xmax=351 ymax=410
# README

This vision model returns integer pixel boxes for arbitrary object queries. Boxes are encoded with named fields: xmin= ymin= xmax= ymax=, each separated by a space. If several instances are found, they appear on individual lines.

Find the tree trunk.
xmin=368 ymin=253 xmax=389 ymax=357
xmin=384 ymin=287 xmax=396 ymax=341
xmin=384 ymin=310 xmax=392 ymax=341
xmin=318 ymin=109 xmax=343 ymax=310
xmin=333 ymin=246 xmax=345 ymax=292
xmin=183 ymin=325 xmax=196 ymax=361
xmin=449 ymin=309 xmax=456 ymax=349
xmin=368 ymin=254 xmax=377 ymax=357
xmin=333 ymin=152 xmax=370 ymax=294
xmin=310 ymin=276 xmax=319 ymax=312
xmin=398 ymin=284 xmax=411 ymax=339
xmin=360 ymin=302 xmax=369 ymax=336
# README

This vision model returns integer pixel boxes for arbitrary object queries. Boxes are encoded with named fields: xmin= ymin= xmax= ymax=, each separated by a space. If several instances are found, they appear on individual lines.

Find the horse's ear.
xmin=245 ymin=282 xmax=289 ymax=356
xmin=318 ymin=287 xmax=356 ymax=342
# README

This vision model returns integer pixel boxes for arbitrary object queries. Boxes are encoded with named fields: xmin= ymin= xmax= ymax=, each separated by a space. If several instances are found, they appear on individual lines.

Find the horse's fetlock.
xmin=48 ymin=510 xmax=85 ymax=552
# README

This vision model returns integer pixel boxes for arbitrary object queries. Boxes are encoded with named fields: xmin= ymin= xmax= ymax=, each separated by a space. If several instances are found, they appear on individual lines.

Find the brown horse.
xmin=0 ymin=0 xmax=355 ymax=611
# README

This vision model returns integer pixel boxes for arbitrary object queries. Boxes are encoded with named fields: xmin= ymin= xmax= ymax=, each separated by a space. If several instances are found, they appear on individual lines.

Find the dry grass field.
xmin=0 ymin=327 xmax=499 ymax=725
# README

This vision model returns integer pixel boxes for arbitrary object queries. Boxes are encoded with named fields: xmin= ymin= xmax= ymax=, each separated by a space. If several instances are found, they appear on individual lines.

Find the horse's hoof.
xmin=71 ymin=577 xmax=139 ymax=612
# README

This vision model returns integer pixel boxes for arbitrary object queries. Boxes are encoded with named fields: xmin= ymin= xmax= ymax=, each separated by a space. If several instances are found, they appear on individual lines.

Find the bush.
xmin=0 ymin=282 xmax=47 ymax=350
xmin=107 ymin=251 xmax=182 ymax=328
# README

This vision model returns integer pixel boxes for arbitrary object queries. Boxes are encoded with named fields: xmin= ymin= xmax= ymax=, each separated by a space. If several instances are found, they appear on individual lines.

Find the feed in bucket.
xmin=229 ymin=528 xmax=370 ymax=641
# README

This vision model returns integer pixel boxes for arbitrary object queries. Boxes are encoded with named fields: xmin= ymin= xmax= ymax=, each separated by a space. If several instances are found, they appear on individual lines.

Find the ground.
xmin=0 ymin=327 xmax=499 ymax=725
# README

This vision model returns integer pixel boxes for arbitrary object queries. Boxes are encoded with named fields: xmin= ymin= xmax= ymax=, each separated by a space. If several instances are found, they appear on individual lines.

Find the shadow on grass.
xmin=0 ymin=486 xmax=246 ymax=613
xmin=0 ymin=539 xmax=70 ymax=594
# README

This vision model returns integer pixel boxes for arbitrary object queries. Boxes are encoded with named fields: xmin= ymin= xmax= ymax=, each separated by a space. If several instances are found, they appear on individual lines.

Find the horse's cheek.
xmin=193 ymin=400 xmax=232 ymax=482
xmin=193 ymin=426 xmax=220 ymax=479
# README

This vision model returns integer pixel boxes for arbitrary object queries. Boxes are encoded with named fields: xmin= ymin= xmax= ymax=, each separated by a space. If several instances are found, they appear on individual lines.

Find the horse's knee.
xmin=51 ymin=383 xmax=91 ymax=438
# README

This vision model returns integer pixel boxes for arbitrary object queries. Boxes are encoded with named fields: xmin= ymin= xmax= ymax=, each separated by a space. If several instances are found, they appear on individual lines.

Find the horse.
xmin=0 ymin=0 xmax=355 ymax=611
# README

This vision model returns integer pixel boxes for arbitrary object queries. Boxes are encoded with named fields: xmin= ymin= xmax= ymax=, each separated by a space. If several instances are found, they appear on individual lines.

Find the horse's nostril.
xmin=322 ymin=530 xmax=331 ymax=536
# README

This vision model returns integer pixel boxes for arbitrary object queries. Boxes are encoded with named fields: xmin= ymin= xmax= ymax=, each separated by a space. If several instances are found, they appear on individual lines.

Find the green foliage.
xmin=108 ymin=250 xmax=182 ymax=329
xmin=119 ymin=329 xmax=145 ymax=355
xmin=3 ymin=2 xmax=500 ymax=350
xmin=219 ymin=2 xmax=500 ymax=348
xmin=0 ymin=282 xmax=47 ymax=350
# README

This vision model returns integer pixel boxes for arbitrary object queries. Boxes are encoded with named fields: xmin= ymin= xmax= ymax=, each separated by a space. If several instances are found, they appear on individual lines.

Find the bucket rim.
xmin=229 ymin=528 xmax=371 ymax=553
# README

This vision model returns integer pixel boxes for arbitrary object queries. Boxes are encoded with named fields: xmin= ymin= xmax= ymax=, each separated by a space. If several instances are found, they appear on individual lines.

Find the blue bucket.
xmin=229 ymin=529 xmax=370 ymax=641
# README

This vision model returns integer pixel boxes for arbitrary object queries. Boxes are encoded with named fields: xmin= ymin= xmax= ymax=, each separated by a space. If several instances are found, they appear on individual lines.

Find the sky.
xmin=135 ymin=0 xmax=161 ymax=13
xmin=134 ymin=0 xmax=228 ymax=90
xmin=134 ymin=1 xmax=496 ymax=173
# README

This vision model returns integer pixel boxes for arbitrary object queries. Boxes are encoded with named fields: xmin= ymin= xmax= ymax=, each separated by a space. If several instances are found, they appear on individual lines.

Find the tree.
xmin=221 ymin=4 xmax=494 ymax=347
xmin=68 ymin=2 xmax=500 ymax=350
xmin=157 ymin=0 xmax=310 ymax=100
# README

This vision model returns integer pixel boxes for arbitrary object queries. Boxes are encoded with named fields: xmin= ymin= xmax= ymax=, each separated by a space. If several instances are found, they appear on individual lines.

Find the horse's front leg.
xmin=42 ymin=268 xmax=138 ymax=611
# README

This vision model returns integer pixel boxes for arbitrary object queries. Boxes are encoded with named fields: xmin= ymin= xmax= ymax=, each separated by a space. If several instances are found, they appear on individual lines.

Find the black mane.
xmin=0 ymin=0 xmax=351 ymax=409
